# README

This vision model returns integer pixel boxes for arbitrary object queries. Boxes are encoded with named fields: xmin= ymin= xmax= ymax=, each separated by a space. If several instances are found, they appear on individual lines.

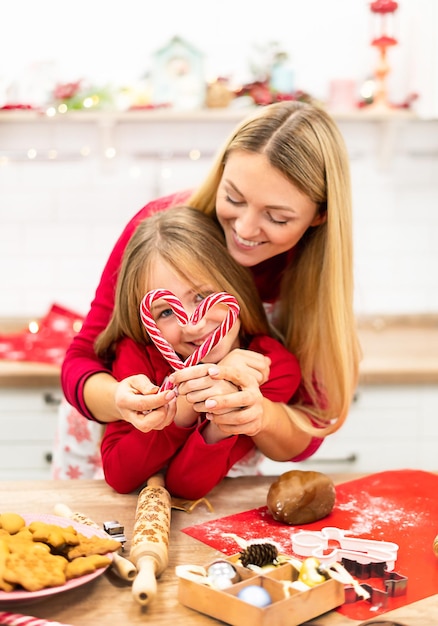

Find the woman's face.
xmin=146 ymin=258 xmax=241 ymax=362
xmin=216 ymin=150 xmax=324 ymax=267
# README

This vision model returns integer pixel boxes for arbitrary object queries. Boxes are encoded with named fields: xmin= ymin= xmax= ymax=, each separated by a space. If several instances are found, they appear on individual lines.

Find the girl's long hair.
xmin=95 ymin=206 xmax=272 ymax=363
xmin=188 ymin=101 xmax=361 ymax=436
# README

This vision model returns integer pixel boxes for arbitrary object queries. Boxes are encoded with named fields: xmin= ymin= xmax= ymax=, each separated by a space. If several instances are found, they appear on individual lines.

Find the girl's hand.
xmin=169 ymin=363 xmax=238 ymax=411
xmin=114 ymin=374 xmax=177 ymax=432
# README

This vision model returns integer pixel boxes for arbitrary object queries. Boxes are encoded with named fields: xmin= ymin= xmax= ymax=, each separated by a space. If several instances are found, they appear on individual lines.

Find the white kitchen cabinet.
xmin=0 ymin=386 xmax=62 ymax=479
xmin=260 ymin=384 xmax=438 ymax=475
xmin=2 ymin=383 xmax=437 ymax=479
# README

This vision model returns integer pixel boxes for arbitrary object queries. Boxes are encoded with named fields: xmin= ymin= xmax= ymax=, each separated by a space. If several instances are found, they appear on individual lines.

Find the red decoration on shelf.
xmin=0 ymin=304 xmax=84 ymax=367
xmin=53 ymin=81 xmax=82 ymax=101
xmin=370 ymin=0 xmax=398 ymax=12
xmin=0 ymin=104 xmax=37 ymax=111
xmin=368 ymin=0 xmax=399 ymax=110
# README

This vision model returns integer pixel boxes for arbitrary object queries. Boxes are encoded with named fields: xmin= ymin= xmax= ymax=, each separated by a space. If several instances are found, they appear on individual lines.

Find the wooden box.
xmin=177 ymin=558 xmax=345 ymax=626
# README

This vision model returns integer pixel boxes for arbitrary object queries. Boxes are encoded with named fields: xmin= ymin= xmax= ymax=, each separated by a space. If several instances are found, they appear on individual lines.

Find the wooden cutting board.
xmin=182 ymin=469 xmax=438 ymax=623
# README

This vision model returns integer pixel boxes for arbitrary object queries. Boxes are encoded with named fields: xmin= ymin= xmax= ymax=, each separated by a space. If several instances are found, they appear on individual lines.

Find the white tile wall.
xmin=1 ymin=115 xmax=437 ymax=319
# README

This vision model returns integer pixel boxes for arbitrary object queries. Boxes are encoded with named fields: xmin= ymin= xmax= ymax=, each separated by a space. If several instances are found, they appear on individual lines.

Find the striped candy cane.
xmin=139 ymin=289 xmax=240 ymax=391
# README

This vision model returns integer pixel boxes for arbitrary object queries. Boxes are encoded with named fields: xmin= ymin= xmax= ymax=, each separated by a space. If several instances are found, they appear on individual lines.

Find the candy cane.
xmin=140 ymin=289 xmax=189 ymax=372
xmin=0 ymin=612 xmax=73 ymax=626
xmin=139 ymin=289 xmax=240 ymax=391
xmin=184 ymin=293 xmax=240 ymax=367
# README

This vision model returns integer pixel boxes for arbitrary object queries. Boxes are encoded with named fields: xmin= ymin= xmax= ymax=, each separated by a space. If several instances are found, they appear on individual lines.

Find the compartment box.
xmin=178 ymin=559 xmax=345 ymax=626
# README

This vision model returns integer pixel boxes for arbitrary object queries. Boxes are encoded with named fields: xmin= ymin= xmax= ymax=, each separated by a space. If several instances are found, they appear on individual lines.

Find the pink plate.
xmin=0 ymin=513 xmax=113 ymax=605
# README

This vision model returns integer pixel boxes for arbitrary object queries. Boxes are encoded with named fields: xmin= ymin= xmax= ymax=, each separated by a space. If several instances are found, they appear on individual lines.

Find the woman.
xmin=98 ymin=206 xmax=302 ymax=497
xmin=62 ymin=100 xmax=361 ymax=466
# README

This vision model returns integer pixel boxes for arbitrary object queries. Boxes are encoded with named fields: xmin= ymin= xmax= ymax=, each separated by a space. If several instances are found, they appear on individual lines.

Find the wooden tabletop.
xmin=0 ymin=360 xmax=60 ymax=388
xmin=357 ymin=316 xmax=438 ymax=385
xmin=0 ymin=475 xmax=437 ymax=626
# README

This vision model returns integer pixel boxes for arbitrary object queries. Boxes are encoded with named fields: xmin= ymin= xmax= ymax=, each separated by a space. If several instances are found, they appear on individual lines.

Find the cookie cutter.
xmin=318 ymin=557 xmax=408 ymax=612
xmin=343 ymin=568 xmax=408 ymax=609
xmin=103 ymin=520 xmax=127 ymax=547
xmin=291 ymin=527 xmax=399 ymax=571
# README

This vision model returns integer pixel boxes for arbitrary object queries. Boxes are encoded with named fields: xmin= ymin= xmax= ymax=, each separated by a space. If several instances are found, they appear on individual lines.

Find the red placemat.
xmin=182 ymin=469 xmax=438 ymax=621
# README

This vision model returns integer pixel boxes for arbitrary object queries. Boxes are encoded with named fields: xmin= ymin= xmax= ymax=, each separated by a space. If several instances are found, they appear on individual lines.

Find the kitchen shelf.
xmin=0 ymin=106 xmax=421 ymax=169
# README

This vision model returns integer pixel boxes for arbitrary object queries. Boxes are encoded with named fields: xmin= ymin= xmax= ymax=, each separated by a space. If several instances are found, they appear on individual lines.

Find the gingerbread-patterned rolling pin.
xmin=130 ymin=474 xmax=172 ymax=606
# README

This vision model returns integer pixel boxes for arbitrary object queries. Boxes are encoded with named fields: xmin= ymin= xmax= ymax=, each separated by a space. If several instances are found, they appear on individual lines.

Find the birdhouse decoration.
xmin=369 ymin=0 xmax=399 ymax=110
xmin=150 ymin=36 xmax=206 ymax=110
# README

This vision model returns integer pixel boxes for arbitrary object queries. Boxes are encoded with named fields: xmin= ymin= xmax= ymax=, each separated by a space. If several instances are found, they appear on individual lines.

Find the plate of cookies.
xmin=0 ymin=512 xmax=122 ymax=604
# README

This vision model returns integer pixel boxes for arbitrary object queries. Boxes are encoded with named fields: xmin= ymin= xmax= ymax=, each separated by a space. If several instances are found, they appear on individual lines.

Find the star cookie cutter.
xmin=343 ymin=567 xmax=408 ymax=609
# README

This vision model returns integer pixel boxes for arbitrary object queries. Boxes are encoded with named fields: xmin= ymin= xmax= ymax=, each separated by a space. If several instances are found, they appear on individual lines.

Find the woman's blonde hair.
xmin=95 ymin=206 xmax=272 ymax=362
xmin=188 ymin=101 xmax=361 ymax=436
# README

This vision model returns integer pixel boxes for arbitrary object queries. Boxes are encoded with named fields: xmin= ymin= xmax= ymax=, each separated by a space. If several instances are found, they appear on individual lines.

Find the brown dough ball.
xmin=266 ymin=470 xmax=335 ymax=525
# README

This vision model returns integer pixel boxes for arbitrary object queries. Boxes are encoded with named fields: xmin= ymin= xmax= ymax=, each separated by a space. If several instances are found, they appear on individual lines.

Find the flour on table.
xmin=337 ymin=493 xmax=425 ymax=536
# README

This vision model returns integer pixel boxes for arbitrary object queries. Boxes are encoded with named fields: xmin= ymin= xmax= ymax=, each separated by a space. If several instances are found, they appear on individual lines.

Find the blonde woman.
xmin=62 ymin=100 xmax=361 ymax=470
xmin=96 ymin=207 xmax=302 ymax=497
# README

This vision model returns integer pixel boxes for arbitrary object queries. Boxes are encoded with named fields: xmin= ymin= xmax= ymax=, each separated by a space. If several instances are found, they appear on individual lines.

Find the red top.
xmin=61 ymin=191 xmax=324 ymax=475
xmin=101 ymin=334 xmax=303 ymax=498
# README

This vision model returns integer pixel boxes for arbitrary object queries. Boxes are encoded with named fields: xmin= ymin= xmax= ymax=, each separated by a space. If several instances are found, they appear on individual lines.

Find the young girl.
xmin=96 ymin=206 xmax=305 ymax=498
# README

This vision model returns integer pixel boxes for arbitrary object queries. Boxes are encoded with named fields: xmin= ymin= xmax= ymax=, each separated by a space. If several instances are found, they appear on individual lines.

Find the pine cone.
xmin=239 ymin=542 xmax=278 ymax=567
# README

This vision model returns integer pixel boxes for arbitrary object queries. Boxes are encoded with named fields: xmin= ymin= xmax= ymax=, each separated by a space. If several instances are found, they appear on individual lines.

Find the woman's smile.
xmin=233 ymin=230 xmax=265 ymax=249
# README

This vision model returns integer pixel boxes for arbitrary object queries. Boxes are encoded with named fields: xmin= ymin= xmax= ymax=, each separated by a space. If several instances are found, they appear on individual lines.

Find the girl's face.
xmin=146 ymin=258 xmax=241 ymax=362
xmin=216 ymin=150 xmax=324 ymax=267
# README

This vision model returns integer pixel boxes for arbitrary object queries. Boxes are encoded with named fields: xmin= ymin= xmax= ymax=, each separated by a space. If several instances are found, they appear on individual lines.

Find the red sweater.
xmin=101 ymin=335 xmax=301 ymax=498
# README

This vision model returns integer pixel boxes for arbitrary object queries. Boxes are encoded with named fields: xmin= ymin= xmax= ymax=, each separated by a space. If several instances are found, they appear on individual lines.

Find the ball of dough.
xmin=266 ymin=470 xmax=335 ymax=525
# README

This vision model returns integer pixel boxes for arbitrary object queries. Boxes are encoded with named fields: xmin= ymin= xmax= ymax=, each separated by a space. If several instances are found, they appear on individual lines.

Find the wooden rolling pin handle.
xmin=130 ymin=521 xmax=169 ymax=606
xmin=131 ymin=555 xmax=158 ymax=606
xmin=53 ymin=503 xmax=137 ymax=582
xmin=147 ymin=474 xmax=166 ymax=488
xmin=105 ymin=549 xmax=137 ymax=582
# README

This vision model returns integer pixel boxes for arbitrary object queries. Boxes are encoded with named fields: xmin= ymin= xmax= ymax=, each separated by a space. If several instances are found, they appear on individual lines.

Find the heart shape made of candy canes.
xmin=140 ymin=289 xmax=240 ymax=390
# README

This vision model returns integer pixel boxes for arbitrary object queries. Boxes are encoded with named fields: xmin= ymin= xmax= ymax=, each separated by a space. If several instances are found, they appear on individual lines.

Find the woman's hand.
xmin=218 ymin=349 xmax=271 ymax=385
xmin=114 ymin=374 xmax=177 ymax=432
xmin=170 ymin=363 xmax=267 ymax=437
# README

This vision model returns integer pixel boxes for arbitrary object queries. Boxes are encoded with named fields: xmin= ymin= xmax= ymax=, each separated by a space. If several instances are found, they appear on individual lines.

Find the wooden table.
xmin=0 ymin=476 xmax=437 ymax=626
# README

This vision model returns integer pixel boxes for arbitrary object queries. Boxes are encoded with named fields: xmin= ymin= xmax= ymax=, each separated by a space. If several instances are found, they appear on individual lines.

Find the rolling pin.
xmin=53 ymin=503 xmax=137 ymax=582
xmin=130 ymin=474 xmax=172 ymax=606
